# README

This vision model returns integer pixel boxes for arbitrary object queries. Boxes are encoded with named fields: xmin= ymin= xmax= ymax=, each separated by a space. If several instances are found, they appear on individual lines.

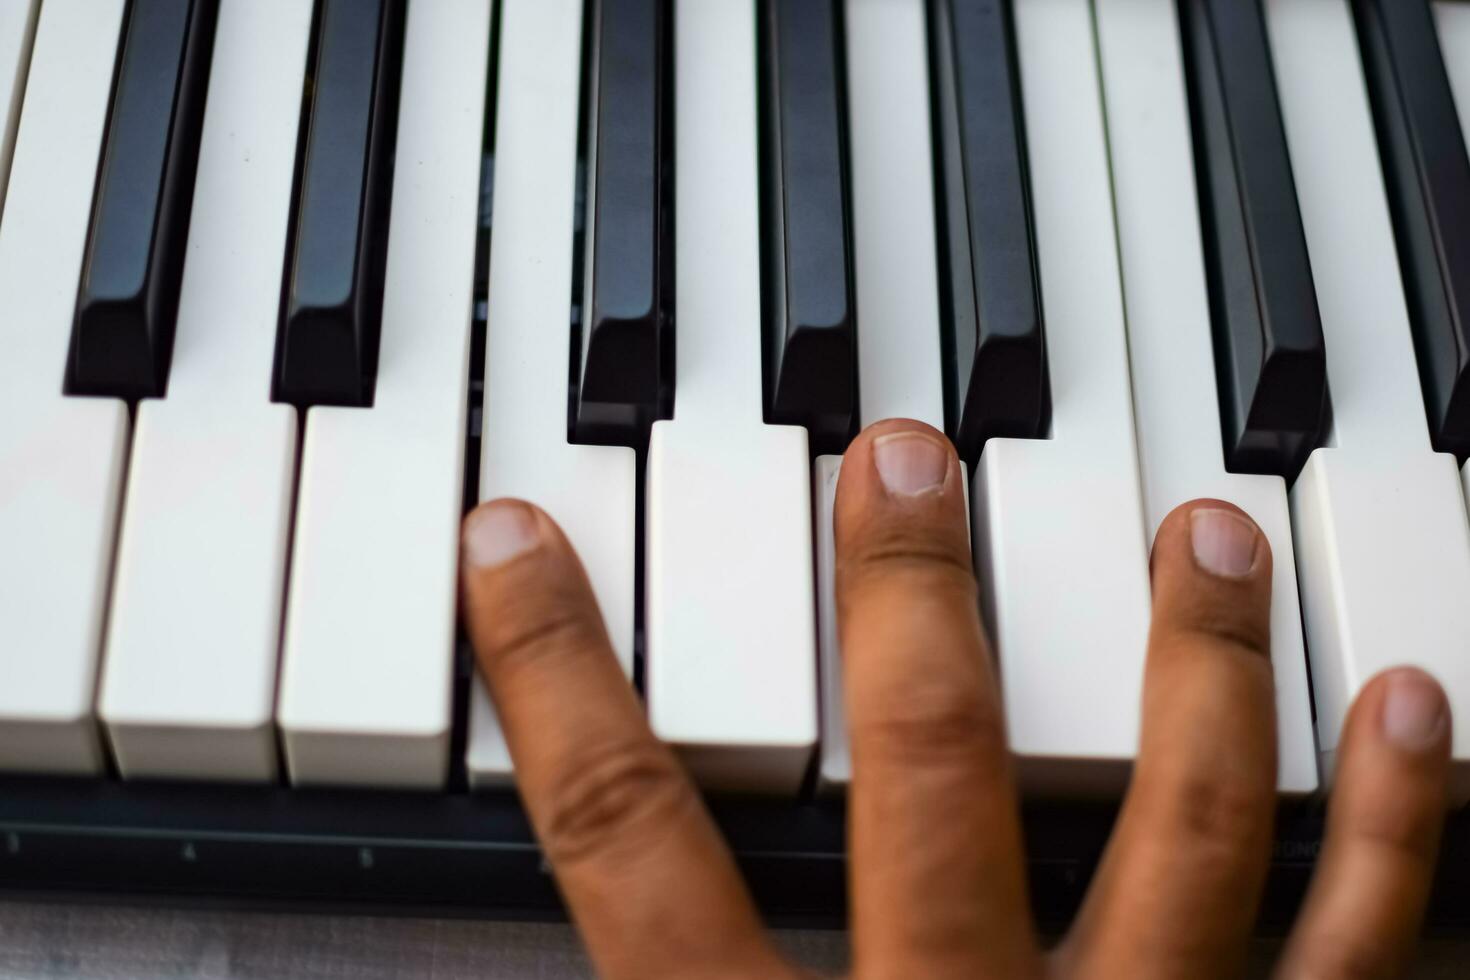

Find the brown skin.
xmin=460 ymin=419 xmax=1451 ymax=980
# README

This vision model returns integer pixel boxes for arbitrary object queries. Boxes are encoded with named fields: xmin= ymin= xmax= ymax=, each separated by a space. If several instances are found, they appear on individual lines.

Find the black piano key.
xmin=928 ymin=0 xmax=1048 ymax=465
xmin=759 ymin=0 xmax=856 ymax=454
xmin=573 ymin=0 xmax=671 ymax=445
xmin=1180 ymin=0 xmax=1328 ymax=478
xmin=1355 ymin=0 xmax=1470 ymax=458
xmin=276 ymin=0 xmax=405 ymax=408
xmin=69 ymin=0 xmax=217 ymax=399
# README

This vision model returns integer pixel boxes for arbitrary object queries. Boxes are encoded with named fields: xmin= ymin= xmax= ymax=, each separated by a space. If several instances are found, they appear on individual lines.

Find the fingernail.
xmin=873 ymin=432 xmax=950 ymax=497
xmin=1381 ymin=669 xmax=1448 ymax=752
xmin=1189 ymin=508 xmax=1260 ymax=579
xmin=463 ymin=501 xmax=542 ymax=569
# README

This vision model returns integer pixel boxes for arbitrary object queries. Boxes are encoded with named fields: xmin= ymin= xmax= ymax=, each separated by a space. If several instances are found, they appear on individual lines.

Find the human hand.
xmin=459 ymin=419 xmax=1451 ymax=979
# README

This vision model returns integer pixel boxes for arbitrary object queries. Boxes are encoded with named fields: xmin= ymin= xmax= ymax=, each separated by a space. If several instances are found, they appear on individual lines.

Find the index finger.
xmin=460 ymin=500 xmax=791 ymax=980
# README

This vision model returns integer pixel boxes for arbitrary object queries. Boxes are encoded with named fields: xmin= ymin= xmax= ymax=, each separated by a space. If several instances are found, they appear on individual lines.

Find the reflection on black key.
xmin=1181 ymin=0 xmax=1328 ymax=478
xmin=70 ymin=0 xmax=217 ymax=399
xmin=929 ymin=0 xmax=1047 ymax=465
xmin=1355 ymin=0 xmax=1470 ymax=459
xmin=276 ymin=0 xmax=404 ymax=408
xmin=574 ymin=0 xmax=671 ymax=445
xmin=759 ymin=0 xmax=856 ymax=454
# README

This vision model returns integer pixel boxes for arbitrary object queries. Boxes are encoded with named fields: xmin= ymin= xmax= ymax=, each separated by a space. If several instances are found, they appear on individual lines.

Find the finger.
xmin=1060 ymin=501 xmax=1277 ymax=979
xmin=460 ymin=501 xmax=792 ymax=980
xmin=836 ymin=419 xmax=1037 ymax=978
xmin=1276 ymin=668 xmax=1451 ymax=979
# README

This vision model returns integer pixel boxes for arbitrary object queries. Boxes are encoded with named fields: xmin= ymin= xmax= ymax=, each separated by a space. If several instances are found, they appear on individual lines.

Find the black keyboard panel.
xmin=5 ymin=776 xmax=1470 ymax=932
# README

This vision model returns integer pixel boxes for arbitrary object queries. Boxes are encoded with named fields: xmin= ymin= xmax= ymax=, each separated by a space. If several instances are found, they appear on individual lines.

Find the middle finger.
xmin=836 ymin=420 xmax=1038 ymax=979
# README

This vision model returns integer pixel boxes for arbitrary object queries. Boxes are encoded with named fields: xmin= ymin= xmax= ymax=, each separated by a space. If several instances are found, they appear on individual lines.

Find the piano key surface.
xmin=575 ymin=0 xmax=670 ymax=445
xmin=275 ymin=0 xmax=404 ymax=408
xmin=973 ymin=0 xmax=1152 ymax=796
xmin=70 ymin=0 xmax=216 ymax=401
xmin=97 ymin=0 xmax=311 ymax=782
xmin=7 ymin=0 xmax=1470 ymax=829
xmin=1441 ymin=1 xmax=1470 ymax=150
xmin=816 ymin=0 xmax=950 ymax=792
xmin=468 ymin=0 xmax=637 ymax=788
xmin=1266 ymin=0 xmax=1470 ymax=802
xmin=1180 ymin=0 xmax=1328 ymax=479
xmin=1441 ymin=2 xmax=1470 ymax=495
xmin=929 ymin=0 xmax=1048 ymax=463
xmin=0 ymin=0 xmax=130 ymax=776
xmin=645 ymin=0 xmax=817 ymax=794
xmin=1356 ymin=0 xmax=1470 ymax=461
xmin=1094 ymin=0 xmax=1317 ymax=794
xmin=277 ymin=0 xmax=492 ymax=790
xmin=0 ymin=0 xmax=39 ymax=220
xmin=759 ymin=0 xmax=857 ymax=454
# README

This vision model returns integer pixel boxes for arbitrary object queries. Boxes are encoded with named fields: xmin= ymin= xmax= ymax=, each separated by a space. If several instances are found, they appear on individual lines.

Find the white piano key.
xmin=973 ymin=0 xmax=1151 ymax=796
xmin=816 ymin=0 xmax=948 ymax=792
xmin=0 ymin=0 xmax=128 ymax=775
xmin=467 ymin=0 xmax=636 ymax=788
xmin=1094 ymin=0 xmax=1317 ymax=794
xmin=1265 ymin=0 xmax=1470 ymax=800
xmin=277 ymin=0 xmax=492 ymax=790
xmin=97 ymin=0 xmax=311 ymax=782
xmin=0 ymin=0 xmax=38 ymax=221
xmin=644 ymin=0 xmax=816 ymax=794
xmin=844 ymin=0 xmax=945 ymax=432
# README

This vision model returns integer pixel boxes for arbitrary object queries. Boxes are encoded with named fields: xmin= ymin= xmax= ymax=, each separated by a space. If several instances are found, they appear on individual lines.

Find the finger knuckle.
xmin=1152 ymin=765 xmax=1273 ymax=873
xmin=1344 ymin=805 xmax=1442 ymax=873
xmin=540 ymin=739 xmax=694 ymax=872
xmin=838 ymin=529 xmax=977 ymax=602
xmin=1184 ymin=613 xmax=1272 ymax=661
xmin=483 ymin=604 xmax=606 ymax=679
xmin=1295 ymin=931 xmax=1397 ymax=980
xmin=853 ymin=683 xmax=1008 ymax=779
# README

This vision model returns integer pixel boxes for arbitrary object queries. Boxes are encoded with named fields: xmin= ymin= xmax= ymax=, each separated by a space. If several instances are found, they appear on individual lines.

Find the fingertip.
xmin=871 ymin=429 xmax=952 ymax=497
xmin=837 ymin=419 xmax=963 ymax=524
xmin=847 ymin=419 xmax=957 ymax=488
xmin=833 ymin=420 xmax=973 ymax=604
xmin=1356 ymin=667 xmax=1452 ymax=762
xmin=1152 ymin=498 xmax=1271 ymax=583
xmin=462 ymin=499 xmax=547 ymax=571
xmin=1279 ymin=669 xmax=1453 ymax=978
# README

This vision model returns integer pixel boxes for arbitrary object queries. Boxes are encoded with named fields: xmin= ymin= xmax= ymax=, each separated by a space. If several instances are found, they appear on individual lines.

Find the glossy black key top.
xmin=1180 ymin=0 xmax=1328 ymax=478
xmin=928 ymin=0 xmax=1047 ymax=464
xmin=70 ymin=0 xmax=217 ymax=399
xmin=1355 ymin=0 xmax=1470 ymax=458
xmin=276 ymin=0 xmax=404 ymax=407
xmin=574 ymin=0 xmax=671 ymax=444
xmin=759 ymin=0 xmax=856 ymax=454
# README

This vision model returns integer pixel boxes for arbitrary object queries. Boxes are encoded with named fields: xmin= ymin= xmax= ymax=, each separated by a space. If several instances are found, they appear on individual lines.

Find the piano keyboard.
xmin=4 ymin=0 xmax=1470 ymax=923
